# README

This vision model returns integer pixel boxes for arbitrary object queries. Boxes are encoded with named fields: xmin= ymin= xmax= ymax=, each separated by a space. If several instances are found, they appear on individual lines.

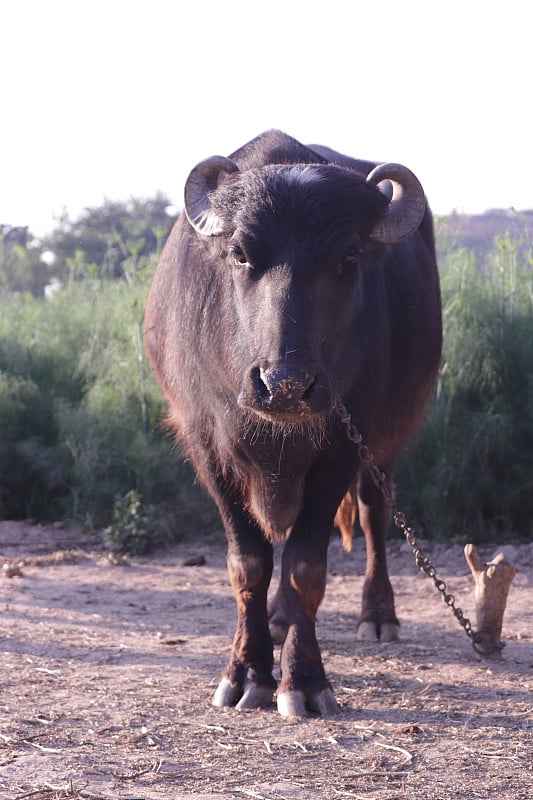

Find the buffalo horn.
xmin=366 ymin=163 xmax=426 ymax=243
xmin=184 ymin=156 xmax=239 ymax=235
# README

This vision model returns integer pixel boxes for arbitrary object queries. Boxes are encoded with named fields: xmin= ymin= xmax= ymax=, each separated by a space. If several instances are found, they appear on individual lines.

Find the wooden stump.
xmin=464 ymin=543 xmax=516 ymax=659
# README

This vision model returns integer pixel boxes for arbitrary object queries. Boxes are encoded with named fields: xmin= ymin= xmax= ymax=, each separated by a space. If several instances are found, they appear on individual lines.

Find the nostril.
xmin=253 ymin=367 xmax=271 ymax=403
xmin=302 ymin=375 xmax=317 ymax=402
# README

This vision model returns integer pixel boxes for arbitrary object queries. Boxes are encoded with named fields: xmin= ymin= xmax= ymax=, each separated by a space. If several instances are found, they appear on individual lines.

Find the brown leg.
xmin=268 ymin=581 xmax=289 ymax=645
xmin=212 ymin=487 xmax=277 ymax=710
xmin=356 ymin=468 xmax=399 ymax=642
xmin=273 ymin=501 xmax=339 ymax=718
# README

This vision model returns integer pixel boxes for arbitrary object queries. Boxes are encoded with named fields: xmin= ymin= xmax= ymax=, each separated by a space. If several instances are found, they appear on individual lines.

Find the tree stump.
xmin=464 ymin=543 xmax=516 ymax=659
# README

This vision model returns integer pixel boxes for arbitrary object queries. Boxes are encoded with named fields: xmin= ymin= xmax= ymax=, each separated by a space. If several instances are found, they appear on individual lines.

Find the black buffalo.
xmin=144 ymin=130 xmax=442 ymax=717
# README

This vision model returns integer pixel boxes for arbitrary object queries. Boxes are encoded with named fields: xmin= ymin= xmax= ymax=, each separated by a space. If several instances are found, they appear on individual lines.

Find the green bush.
xmin=1 ymin=207 xmax=532 ymax=544
xmin=396 ymin=230 xmax=533 ymax=542
xmin=0 ymin=372 xmax=68 ymax=518
xmin=104 ymin=490 xmax=158 ymax=554
xmin=0 ymin=261 xmax=217 ymax=533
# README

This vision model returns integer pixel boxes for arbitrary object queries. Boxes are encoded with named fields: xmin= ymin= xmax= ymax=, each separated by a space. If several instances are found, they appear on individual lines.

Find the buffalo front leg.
xmin=212 ymin=517 xmax=277 ymax=711
xmin=356 ymin=467 xmax=399 ymax=642
xmin=274 ymin=522 xmax=338 ymax=718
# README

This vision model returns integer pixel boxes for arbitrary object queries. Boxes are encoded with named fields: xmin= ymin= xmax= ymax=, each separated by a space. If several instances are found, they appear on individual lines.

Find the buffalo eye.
xmin=229 ymin=245 xmax=251 ymax=269
xmin=337 ymin=249 xmax=361 ymax=274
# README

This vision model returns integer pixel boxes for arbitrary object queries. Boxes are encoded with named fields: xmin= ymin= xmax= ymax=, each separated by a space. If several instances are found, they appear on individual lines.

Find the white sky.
xmin=1 ymin=1 xmax=531 ymax=236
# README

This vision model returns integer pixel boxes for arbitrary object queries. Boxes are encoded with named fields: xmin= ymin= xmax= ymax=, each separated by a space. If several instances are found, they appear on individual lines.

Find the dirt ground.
xmin=0 ymin=521 xmax=531 ymax=800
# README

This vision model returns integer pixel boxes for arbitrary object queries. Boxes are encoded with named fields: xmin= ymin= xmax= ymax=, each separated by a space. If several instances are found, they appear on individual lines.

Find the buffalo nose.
xmin=238 ymin=363 xmax=329 ymax=417
xmin=259 ymin=369 xmax=315 ymax=403
xmin=257 ymin=366 xmax=316 ymax=406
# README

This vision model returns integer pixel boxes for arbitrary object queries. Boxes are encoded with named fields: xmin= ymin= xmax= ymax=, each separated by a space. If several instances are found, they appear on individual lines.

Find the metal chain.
xmin=333 ymin=395 xmax=502 ymax=657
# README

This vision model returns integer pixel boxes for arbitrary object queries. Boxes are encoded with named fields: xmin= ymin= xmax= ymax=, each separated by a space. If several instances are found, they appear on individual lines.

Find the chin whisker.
xmin=241 ymin=410 xmax=330 ymax=450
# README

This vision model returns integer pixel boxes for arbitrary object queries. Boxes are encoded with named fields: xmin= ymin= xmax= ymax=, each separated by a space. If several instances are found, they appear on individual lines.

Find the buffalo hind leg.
xmin=356 ymin=467 xmax=399 ymax=642
xmin=267 ymin=581 xmax=289 ymax=645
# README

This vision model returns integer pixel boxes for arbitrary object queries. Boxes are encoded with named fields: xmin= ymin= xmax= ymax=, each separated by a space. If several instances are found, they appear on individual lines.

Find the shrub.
xmin=0 ymin=264 xmax=217 ymax=532
xmin=2 ymin=214 xmax=531 ymax=544
xmin=0 ymin=372 xmax=69 ymax=518
xmin=396 ymin=230 xmax=533 ymax=542
xmin=104 ymin=490 xmax=158 ymax=554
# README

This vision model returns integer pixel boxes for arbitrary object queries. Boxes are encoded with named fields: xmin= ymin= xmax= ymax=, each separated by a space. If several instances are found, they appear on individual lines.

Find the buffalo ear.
xmin=366 ymin=163 xmax=426 ymax=244
xmin=184 ymin=156 xmax=239 ymax=236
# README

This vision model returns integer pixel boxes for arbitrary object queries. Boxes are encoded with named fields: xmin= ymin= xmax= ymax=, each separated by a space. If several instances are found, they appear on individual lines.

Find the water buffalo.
xmin=144 ymin=130 xmax=442 ymax=717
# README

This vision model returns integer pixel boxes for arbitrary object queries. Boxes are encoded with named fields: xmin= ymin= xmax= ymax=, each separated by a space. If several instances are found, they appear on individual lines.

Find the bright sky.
xmin=2 ymin=1 xmax=530 ymax=237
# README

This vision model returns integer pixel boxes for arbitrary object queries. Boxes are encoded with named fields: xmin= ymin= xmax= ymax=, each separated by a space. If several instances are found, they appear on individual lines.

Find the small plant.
xmin=104 ymin=490 xmax=157 ymax=554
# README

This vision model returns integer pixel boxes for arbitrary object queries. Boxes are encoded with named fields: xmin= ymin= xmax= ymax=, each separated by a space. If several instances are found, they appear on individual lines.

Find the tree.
xmin=0 ymin=225 xmax=52 ymax=296
xmin=43 ymin=194 xmax=178 ymax=282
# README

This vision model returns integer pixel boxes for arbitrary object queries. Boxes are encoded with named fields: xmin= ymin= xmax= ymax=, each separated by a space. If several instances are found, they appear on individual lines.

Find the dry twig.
xmin=373 ymin=740 xmax=413 ymax=762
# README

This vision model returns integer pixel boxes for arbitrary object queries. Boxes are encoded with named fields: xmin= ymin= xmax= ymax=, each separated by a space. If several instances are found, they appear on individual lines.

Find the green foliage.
xmin=0 ymin=259 xmax=217 ymax=532
xmin=435 ymin=209 xmax=533 ymax=265
xmin=1 ymin=196 xmax=177 ymax=298
xmin=0 ymin=196 xmax=218 ymax=536
xmin=0 ymin=225 xmax=52 ymax=296
xmin=42 ymin=195 xmax=177 ymax=283
xmin=2 ymin=197 xmax=532 ymax=542
xmin=104 ymin=490 xmax=157 ymax=554
xmin=0 ymin=371 xmax=68 ymax=518
xmin=396 ymin=225 xmax=533 ymax=542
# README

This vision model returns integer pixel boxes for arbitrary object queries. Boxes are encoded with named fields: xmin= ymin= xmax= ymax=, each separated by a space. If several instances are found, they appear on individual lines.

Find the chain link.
xmin=333 ymin=395 xmax=502 ymax=657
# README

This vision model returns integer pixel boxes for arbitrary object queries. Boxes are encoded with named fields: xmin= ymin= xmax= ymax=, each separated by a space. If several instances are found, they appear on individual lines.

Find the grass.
xmin=1 ymin=225 xmax=532 ymax=543
xmin=0 ymin=261 xmax=216 ymax=538
xmin=396 ymin=226 xmax=533 ymax=542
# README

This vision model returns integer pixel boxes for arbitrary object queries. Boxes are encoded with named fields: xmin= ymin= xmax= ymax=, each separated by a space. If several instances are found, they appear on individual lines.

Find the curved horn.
xmin=184 ymin=156 xmax=239 ymax=235
xmin=366 ymin=163 xmax=426 ymax=244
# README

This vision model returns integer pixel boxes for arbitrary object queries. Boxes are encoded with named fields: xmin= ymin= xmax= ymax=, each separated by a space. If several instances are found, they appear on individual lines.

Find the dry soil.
xmin=1 ymin=521 xmax=532 ymax=799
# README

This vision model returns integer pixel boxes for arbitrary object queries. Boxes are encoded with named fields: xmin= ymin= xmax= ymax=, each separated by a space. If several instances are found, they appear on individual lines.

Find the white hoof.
xmin=277 ymin=689 xmax=308 ymax=717
xmin=212 ymin=677 xmax=240 ymax=707
xmin=277 ymin=687 xmax=338 ymax=717
xmin=235 ymin=681 xmax=275 ymax=710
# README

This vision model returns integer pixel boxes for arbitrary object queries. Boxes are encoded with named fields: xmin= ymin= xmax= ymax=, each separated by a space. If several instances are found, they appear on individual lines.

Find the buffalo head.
xmin=183 ymin=156 xmax=426 ymax=424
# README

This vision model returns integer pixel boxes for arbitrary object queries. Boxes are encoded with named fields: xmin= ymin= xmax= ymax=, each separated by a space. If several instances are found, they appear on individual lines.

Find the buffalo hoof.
xmin=356 ymin=621 xmax=400 ymax=642
xmin=212 ymin=677 xmax=275 ymax=710
xmin=277 ymin=687 xmax=338 ymax=718
xmin=212 ymin=676 xmax=240 ymax=707
xmin=380 ymin=622 xmax=400 ymax=641
xmin=236 ymin=680 xmax=276 ymax=710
